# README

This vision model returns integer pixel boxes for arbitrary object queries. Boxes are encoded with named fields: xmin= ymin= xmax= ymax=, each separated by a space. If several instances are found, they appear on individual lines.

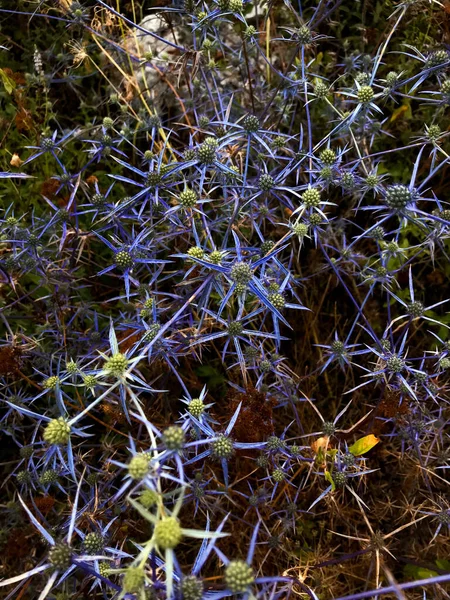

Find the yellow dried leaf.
xmin=349 ymin=434 xmax=380 ymax=456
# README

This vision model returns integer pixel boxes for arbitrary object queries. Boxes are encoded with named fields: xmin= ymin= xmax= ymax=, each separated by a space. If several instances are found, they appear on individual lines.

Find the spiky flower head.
xmin=104 ymin=352 xmax=128 ymax=376
xmin=197 ymin=138 xmax=218 ymax=164
xmin=385 ymin=185 xmax=413 ymax=211
xmin=188 ymin=398 xmax=205 ymax=418
xmin=181 ymin=575 xmax=204 ymax=600
xmin=91 ymin=193 xmax=105 ymax=207
xmin=272 ymin=468 xmax=285 ymax=482
xmin=386 ymin=71 xmax=398 ymax=86
xmin=20 ymin=445 xmax=34 ymax=459
xmin=128 ymin=454 xmax=150 ymax=480
xmin=123 ymin=567 xmax=145 ymax=593
xmin=49 ymin=543 xmax=72 ymax=570
xmin=386 ymin=354 xmax=405 ymax=373
xmin=114 ymin=250 xmax=134 ymax=270
xmin=269 ymin=293 xmax=285 ymax=309
xmin=66 ymin=360 xmax=78 ymax=374
xmin=314 ymin=80 xmax=328 ymax=98
xmin=43 ymin=417 xmax=71 ymax=445
xmin=243 ymin=114 xmax=260 ymax=132
xmin=211 ymin=434 xmax=234 ymax=459
xmin=162 ymin=426 xmax=185 ymax=451
xmin=179 ymin=189 xmax=198 ymax=208
xmin=40 ymin=469 xmax=59 ymax=485
xmin=244 ymin=25 xmax=256 ymax=38
xmin=426 ymin=50 xmax=449 ymax=68
xmin=407 ymin=301 xmax=424 ymax=318
xmin=17 ymin=470 xmax=31 ymax=484
xmin=43 ymin=375 xmax=60 ymax=389
xmin=260 ymin=240 xmax=275 ymax=255
xmin=229 ymin=0 xmax=243 ymax=11
xmin=231 ymin=261 xmax=253 ymax=285
xmin=154 ymin=516 xmax=182 ymax=549
xmin=267 ymin=436 xmax=285 ymax=451
xmin=146 ymin=170 xmax=162 ymax=188
xmin=341 ymin=172 xmax=355 ymax=189
xmin=225 ymin=560 xmax=254 ymax=593
xmin=333 ymin=471 xmax=347 ymax=488
xmin=258 ymin=173 xmax=275 ymax=191
xmin=297 ymin=25 xmax=312 ymax=45
xmin=357 ymin=85 xmax=374 ymax=104
xmin=322 ymin=422 xmax=336 ymax=436
xmin=319 ymin=148 xmax=336 ymax=165
xmin=302 ymin=186 xmax=321 ymax=207
xmin=139 ymin=488 xmax=159 ymax=508
xmin=227 ymin=321 xmax=244 ymax=337
xmin=187 ymin=246 xmax=204 ymax=260
xmin=83 ymin=532 xmax=104 ymax=554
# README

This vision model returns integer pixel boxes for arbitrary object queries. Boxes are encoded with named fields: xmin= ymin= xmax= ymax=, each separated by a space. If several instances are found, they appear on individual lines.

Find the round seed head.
xmin=225 ymin=560 xmax=254 ymax=593
xmin=437 ymin=510 xmax=450 ymax=524
xmin=40 ymin=469 xmax=59 ymax=485
xmin=211 ymin=434 xmax=234 ymax=459
xmin=229 ymin=0 xmax=243 ymax=11
xmin=342 ymin=453 xmax=356 ymax=467
xmin=357 ymin=85 xmax=374 ymax=104
xmin=187 ymin=246 xmax=204 ymax=260
xmin=371 ymin=226 xmax=385 ymax=240
xmin=386 ymin=71 xmax=398 ymax=86
xmin=146 ymin=171 xmax=162 ymax=187
xmin=426 ymin=50 xmax=449 ymax=67
xmin=244 ymin=25 xmax=256 ymax=38
xmin=128 ymin=454 xmax=149 ymax=480
xmin=139 ymin=488 xmax=159 ymax=508
xmin=114 ymin=250 xmax=134 ymax=270
xmin=20 ymin=445 xmax=34 ymax=459
xmin=407 ymin=301 xmax=424 ymax=318
xmin=17 ymin=470 xmax=31 ymax=484
xmin=302 ymin=186 xmax=321 ymax=207
xmin=66 ymin=360 xmax=78 ymax=374
xmin=91 ymin=193 xmax=105 ymax=207
xmin=83 ymin=375 xmax=97 ymax=388
xmin=365 ymin=174 xmax=379 ymax=187
xmin=331 ymin=340 xmax=345 ymax=355
xmin=269 ymin=293 xmax=285 ymax=309
xmin=162 ymin=426 xmax=185 ymax=451
xmin=259 ymin=173 xmax=275 ymax=191
xmin=260 ymin=240 xmax=274 ymax=255
xmin=272 ymin=468 xmax=285 ymax=482
xmin=322 ymin=421 xmax=336 ymax=436
xmin=227 ymin=321 xmax=244 ymax=337
xmin=154 ymin=516 xmax=182 ymax=549
xmin=256 ymin=454 xmax=269 ymax=468
xmin=297 ymin=25 xmax=312 ymax=45
xmin=385 ymin=185 xmax=412 ymax=211
xmin=41 ymin=137 xmax=54 ymax=150
xmin=188 ymin=398 xmax=205 ymax=418
xmin=266 ymin=436 xmax=285 ymax=451
xmin=43 ymin=375 xmax=60 ymax=390
xmin=319 ymin=148 xmax=336 ymax=165
xmin=314 ymin=80 xmax=328 ymax=98
xmin=309 ymin=213 xmax=322 ymax=226
xmin=355 ymin=72 xmax=369 ymax=85
xmin=439 ymin=358 xmax=450 ymax=370
xmin=243 ymin=114 xmax=260 ymax=132
xmin=142 ymin=323 xmax=161 ymax=342
xmin=293 ymin=222 xmax=309 ymax=237
xmin=104 ymin=352 xmax=128 ymax=376
xmin=49 ymin=543 xmax=72 ymax=570
xmin=197 ymin=138 xmax=218 ymax=164
xmin=341 ymin=172 xmax=355 ymax=189
xmin=179 ymin=189 xmax=198 ymax=208
xmin=83 ymin=532 xmax=104 ymax=554
xmin=386 ymin=354 xmax=405 ymax=373
xmin=260 ymin=359 xmax=271 ymax=372
xmin=231 ymin=261 xmax=253 ymax=285
xmin=123 ymin=567 xmax=145 ymax=593
xmin=43 ymin=418 xmax=71 ymax=445
xmin=181 ymin=575 xmax=204 ymax=600
xmin=333 ymin=471 xmax=347 ymax=488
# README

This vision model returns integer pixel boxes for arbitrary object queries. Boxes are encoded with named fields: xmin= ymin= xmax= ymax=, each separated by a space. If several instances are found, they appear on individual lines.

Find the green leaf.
xmin=349 ymin=434 xmax=380 ymax=456
xmin=435 ymin=559 xmax=450 ymax=571
xmin=403 ymin=564 xmax=438 ymax=580
xmin=0 ymin=68 xmax=16 ymax=94
xmin=325 ymin=470 xmax=335 ymax=491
